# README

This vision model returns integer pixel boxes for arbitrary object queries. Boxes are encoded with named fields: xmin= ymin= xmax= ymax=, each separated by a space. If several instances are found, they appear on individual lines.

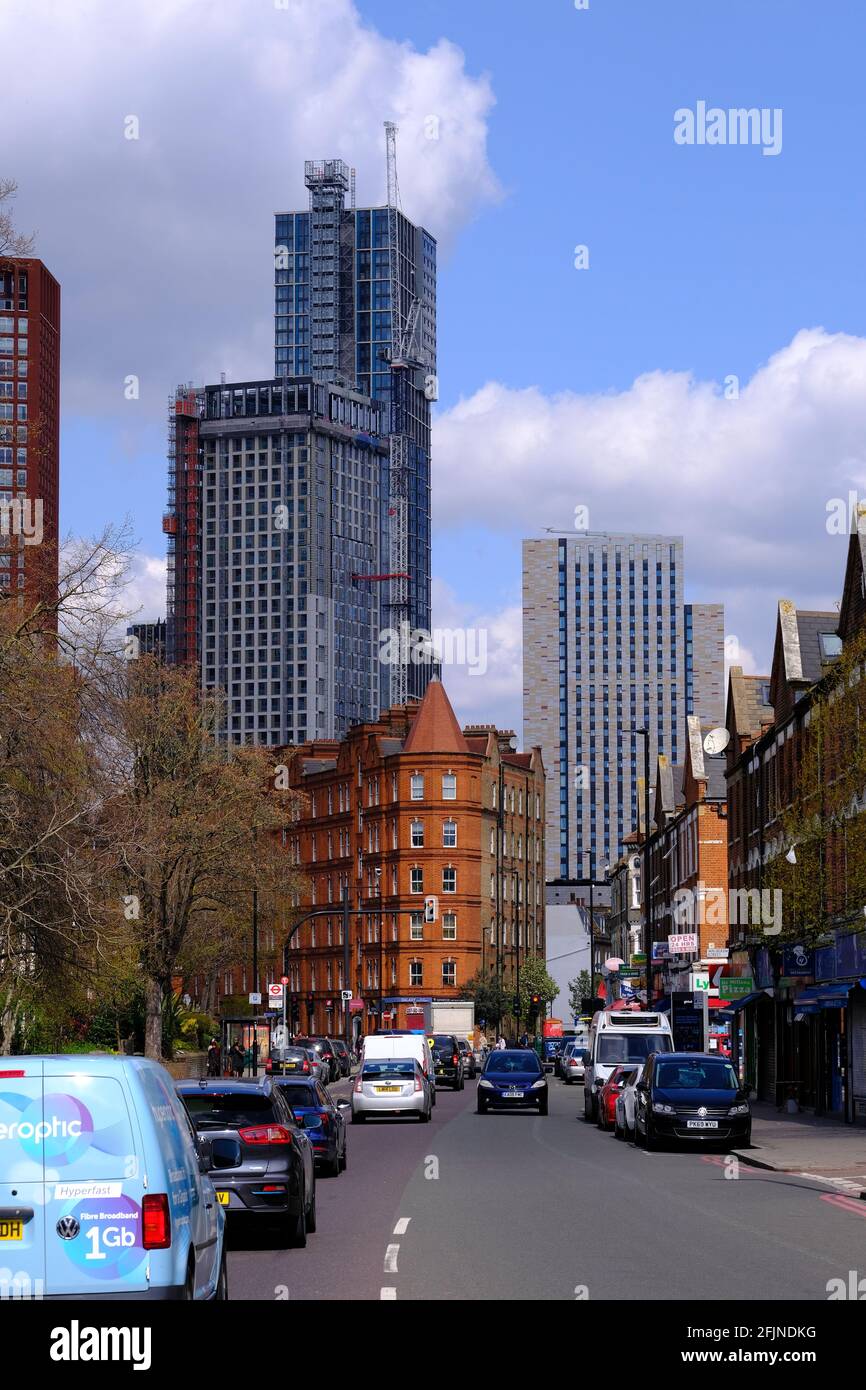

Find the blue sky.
xmin=6 ymin=0 xmax=866 ymax=731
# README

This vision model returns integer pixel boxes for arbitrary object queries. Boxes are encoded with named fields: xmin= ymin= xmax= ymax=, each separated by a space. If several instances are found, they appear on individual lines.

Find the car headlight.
xmin=728 ymin=1103 xmax=750 ymax=1116
xmin=479 ymin=1079 xmax=493 ymax=1089
xmin=652 ymin=1102 xmax=676 ymax=1115
xmin=530 ymin=1079 xmax=546 ymax=1089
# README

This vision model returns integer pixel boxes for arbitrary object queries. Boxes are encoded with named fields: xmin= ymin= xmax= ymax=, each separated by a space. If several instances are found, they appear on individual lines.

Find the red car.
xmin=597 ymin=1065 xmax=637 ymax=1131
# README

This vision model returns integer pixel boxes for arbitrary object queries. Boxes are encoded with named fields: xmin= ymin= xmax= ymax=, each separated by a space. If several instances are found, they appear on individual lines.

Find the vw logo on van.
xmin=56 ymin=1215 xmax=80 ymax=1241
xmin=697 ymin=1106 xmax=708 ymax=1118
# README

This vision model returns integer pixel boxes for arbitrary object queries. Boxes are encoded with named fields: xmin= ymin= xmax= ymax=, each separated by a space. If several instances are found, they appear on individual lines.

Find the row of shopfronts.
xmin=719 ymin=930 xmax=866 ymax=1122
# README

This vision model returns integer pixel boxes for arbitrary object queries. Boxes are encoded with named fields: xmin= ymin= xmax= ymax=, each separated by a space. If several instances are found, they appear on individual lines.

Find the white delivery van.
xmin=582 ymin=1010 xmax=673 ymax=1122
xmin=360 ymin=1034 xmax=436 ymax=1104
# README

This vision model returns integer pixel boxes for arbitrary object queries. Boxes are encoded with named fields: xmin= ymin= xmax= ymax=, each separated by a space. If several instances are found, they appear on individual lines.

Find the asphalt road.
xmin=226 ymin=1072 xmax=866 ymax=1301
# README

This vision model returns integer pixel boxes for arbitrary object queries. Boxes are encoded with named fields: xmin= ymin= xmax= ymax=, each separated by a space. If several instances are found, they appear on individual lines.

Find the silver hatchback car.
xmin=351 ymin=1057 xmax=432 ymax=1123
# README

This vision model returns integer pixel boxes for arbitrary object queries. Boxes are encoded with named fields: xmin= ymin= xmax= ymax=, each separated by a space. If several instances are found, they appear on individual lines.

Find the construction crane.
xmin=384 ymin=120 xmax=425 ymax=708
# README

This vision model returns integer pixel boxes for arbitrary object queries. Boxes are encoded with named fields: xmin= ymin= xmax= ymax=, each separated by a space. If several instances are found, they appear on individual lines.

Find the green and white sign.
xmin=723 ymin=976 xmax=754 ymax=998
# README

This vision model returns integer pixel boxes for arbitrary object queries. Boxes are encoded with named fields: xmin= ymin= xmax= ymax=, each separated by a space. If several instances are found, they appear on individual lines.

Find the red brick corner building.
xmin=279 ymin=678 xmax=546 ymax=1040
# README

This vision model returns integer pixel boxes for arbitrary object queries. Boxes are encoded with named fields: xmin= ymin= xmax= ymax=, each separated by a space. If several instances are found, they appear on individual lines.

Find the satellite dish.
xmin=703 ymin=727 xmax=731 ymax=756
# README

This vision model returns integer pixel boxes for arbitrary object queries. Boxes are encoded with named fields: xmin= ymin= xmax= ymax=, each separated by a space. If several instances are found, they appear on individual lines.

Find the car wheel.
xmin=645 ymin=1122 xmax=659 ymax=1152
xmin=214 ymin=1252 xmax=228 ymax=1301
xmin=419 ymin=1106 xmax=431 ymax=1122
xmin=477 ymin=1098 xmax=487 ymax=1114
xmin=351 ymin=1110 xmax=365 ymax=1124
xmin=306 ymin=1181 xmax=317 ymax=1234
xmin=614 ymin=1117 xmax=624 ymax=1140
xmin=564 ymin=1077 xmax=571 ymax=1086
xmin=538 ymin=1098 xmax=548 ymax=1116
xmin=183 ymin=1258 xmax=196 ymax=1301
xmin=340 ymin=1141 xmax=347 ymax=1171
xmin=325 ymin=1151 xmax=341 ymax=1178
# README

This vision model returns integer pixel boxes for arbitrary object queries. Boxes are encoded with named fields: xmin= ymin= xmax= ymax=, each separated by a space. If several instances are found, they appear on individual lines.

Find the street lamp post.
xmin=582 ymin=851 xmax=595 ymax=1003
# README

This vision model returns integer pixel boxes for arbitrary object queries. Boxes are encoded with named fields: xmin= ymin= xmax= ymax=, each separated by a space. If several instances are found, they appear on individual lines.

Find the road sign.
xmin=248 ymin=992 xmax=262 ymax=1006
xmin=280 ymin=975 xmax=289 ymax=986
xmin=340 ymin=989 xmax=352 ymax=1002
xmin=267 ymin=982 xmax=284 ymax=1002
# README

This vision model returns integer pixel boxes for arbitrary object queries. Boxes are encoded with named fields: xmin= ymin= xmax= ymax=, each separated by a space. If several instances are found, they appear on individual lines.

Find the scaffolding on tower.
xmin=384 ymin=121 xmax=427 ymax=708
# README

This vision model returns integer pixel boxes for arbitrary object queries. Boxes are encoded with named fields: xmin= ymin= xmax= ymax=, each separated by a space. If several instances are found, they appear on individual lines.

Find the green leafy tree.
xmin=569 ymin=970 xmax=592 ymax=1020
xmin=464 ymin=967 xmax=509 ymax=1028
xmin=517 ymin=955 xmax=558 ymax=1023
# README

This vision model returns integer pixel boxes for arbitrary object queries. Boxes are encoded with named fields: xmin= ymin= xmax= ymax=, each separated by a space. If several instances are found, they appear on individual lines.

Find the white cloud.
xmin=3 ymin=0 xmax=499 ymax=414
xmin=431 ymin=577 xmax=522 ymax=734
xmin=123 ymin=552 xmax=167 ymax=626
xmin=433 ymin=328 xmax=866 ymax=673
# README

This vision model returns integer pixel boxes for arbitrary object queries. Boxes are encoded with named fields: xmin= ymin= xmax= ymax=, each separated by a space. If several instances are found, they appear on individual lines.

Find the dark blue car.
xmin=271 ymin=1076 xmax=349 ymax=1177
xmin=477 ymin=1049 xmax=549 ymax=1115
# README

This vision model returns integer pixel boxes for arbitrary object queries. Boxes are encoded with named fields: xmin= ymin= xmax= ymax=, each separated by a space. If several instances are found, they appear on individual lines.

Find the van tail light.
xmin=354 ymin=1076 xmax=363 ymax=1093
xmin=238 ymin=1125 xmax=293 ymax=1145
xmin=452 ymin=1055 xmax=459 ymax=1066
xmin=302 ymin=1060 xmax=310 ymax=1072
xmin=0 ymin=1070 xmax=25 ymax=1078
xmin=265 ymin=1058 xmax=273 ymax=1073
xmin=317 ymin=1111 xmax=330 ymax=1129
xmin=413 ymin=1075 xmax=423 ymax=1093
xmin=142 ymin=1194 xmax=171 ymax=1249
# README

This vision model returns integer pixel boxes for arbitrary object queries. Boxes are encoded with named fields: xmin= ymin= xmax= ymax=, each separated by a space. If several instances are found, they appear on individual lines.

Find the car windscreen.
xmin=485 ymin=1051 xmax=542 ymax=1075
xmin=430 ymin=1035 xmax=455 ymax=1050
xmin=182 ymin=1092 xmax=279 ymax=1128
xmin=279 ymin=1048 xmax=309 ymax=1061
xmin=597 ymin=1033 xmax=673 ymax=1063
xmin=294 ymin=1039 xmax=327 ymax=1054
xmin=655 ymin=1060 xmax=738 ymax=1091
xmin=362 ymin=1060 xmax=416 ymax=1078
xmin=275 ymin=1084 xmax=319 ymax=1107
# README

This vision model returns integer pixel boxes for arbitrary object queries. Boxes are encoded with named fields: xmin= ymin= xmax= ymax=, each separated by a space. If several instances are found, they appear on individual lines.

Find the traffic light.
xmin=531 ymin=993 xmax=541 ymax=1009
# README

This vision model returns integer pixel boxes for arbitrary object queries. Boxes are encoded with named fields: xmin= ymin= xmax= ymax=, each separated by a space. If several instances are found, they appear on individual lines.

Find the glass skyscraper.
xmin=523 ymin=533 xmax=721 ymax=883
xmin=274 ymin=161 xmax=436 ymax=706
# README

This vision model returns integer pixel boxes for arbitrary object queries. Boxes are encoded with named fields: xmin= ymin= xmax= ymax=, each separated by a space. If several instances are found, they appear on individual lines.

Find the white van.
xmin=582 ymin=1010 xmax=673 ymax=1122
xmin=361 ymin=1034 xmax=436 ymax=1105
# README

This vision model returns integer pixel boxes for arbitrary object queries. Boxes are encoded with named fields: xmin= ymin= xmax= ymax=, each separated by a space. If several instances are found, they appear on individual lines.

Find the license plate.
xmin=686 ymin=1120 xmax=718 ymax=1129
xmin=285 ymin=1063 xmax=298 ymax=1070
xmin=216 ymin=1190 xmax=230 ymax=1206
xmin=435 ymin=1066 xmax=444 ymax=1073
xmin=375 ymin=1086 xmax=400 ymax=1093
xmin=0 ymin=1219 xmax=23 ymax=1240
xmin=504 ymin=1090 xmax=524 ymax=1099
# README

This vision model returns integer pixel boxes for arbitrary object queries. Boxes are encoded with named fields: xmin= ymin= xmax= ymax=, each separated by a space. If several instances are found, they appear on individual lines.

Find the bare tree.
xmin=0 ymin=179 xmax=35 ymax=258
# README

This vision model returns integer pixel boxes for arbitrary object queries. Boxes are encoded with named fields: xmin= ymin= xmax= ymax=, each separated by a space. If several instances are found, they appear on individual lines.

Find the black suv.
xmin=429 ymin=1034 xmax=465 ymax=1090
xmin=294 ymin=1037 xmax=340 ymax=1083
xmin=177 ymin=1077 xmax=317 ymax=1245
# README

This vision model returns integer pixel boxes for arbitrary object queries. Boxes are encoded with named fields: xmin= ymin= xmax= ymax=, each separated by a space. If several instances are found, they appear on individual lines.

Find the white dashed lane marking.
xmin=384 ymin=1243 xmax=400 ymax=1274
xmin=380 ymin=1287 xmax=397 ymax=1300
xmin=393 ymin=1217 xmax=411 ymax=1235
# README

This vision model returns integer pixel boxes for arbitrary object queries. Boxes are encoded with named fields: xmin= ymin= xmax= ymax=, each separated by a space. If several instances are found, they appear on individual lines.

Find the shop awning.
xmin=793 ymin=983 xmax=854 ymax=1009
xmin=715 ymin=991 xmax=767 ymax=1019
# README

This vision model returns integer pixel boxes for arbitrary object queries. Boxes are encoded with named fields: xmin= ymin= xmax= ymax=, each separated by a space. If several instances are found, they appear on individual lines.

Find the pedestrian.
xmin=496 ymin=1035 xmax=507 ymax=1050
xmin=229 ymin=1041 xmax=244 ymax=1077
xmin=206 ymin=1038 xmax=221 ymax=1077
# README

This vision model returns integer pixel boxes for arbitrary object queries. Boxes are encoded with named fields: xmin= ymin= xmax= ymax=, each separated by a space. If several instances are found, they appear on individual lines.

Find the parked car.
xmin=457 ymin=1038 xmax=477 ymax=1079
xmin=177 ymin=1077 xmax=316 ymax=1245
xmin=614 ymin=1063 xmax=645 ymax=1141
xmin=351 ymin=1058 xmax=432 ymax=1123
xmin=293 ymin=1037 xmax=339 ymax=1083
xmin=583 ymin=1008 xmax=674 ymax=1122
xmin=0 ymin=1055 xmax=227 ymax=1301
xmin=632 ymin=1053 xmax=752 ymax=1151
xmin=330 ymin=1039 xmax=352 ymax=1079
xmin=477 ymin=1049 xmax=548 ymax=1115
xmin=266 ymin=1045 xmax=325 ymax=1082
xmin=597 ymin=1065 xmax=637 ymax=1131
xmin=560 ymin=1043 xmax=585 ymax=1086
xmin=272 ymin=1075 xmax=349 ymax=1177
xmin=362 ymin=1032 xmax=436 ymax=1104
xmin=541 ymin=1037 xmax=562 ymax=1073
xmin=429 ymin=1034 xmax=465 ymax=1090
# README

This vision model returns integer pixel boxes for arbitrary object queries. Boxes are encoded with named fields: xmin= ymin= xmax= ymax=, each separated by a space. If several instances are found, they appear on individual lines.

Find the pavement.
xmin=225 ymin=1070 xmax=866 ymax=1301
xmin=742 ymin=1102 xmax=866 ymax=1196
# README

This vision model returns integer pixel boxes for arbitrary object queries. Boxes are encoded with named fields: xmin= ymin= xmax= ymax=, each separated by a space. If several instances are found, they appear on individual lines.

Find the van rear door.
xmin=42 ymin=1063 xmax=148 ymax=1296
xmin=0 ymin=1059 xmax=45 ymax=1299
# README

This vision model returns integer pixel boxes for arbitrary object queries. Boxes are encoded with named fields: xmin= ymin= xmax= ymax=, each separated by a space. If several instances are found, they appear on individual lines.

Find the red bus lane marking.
xmin=820 ymin=1193 xmax=866 ymax=1219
